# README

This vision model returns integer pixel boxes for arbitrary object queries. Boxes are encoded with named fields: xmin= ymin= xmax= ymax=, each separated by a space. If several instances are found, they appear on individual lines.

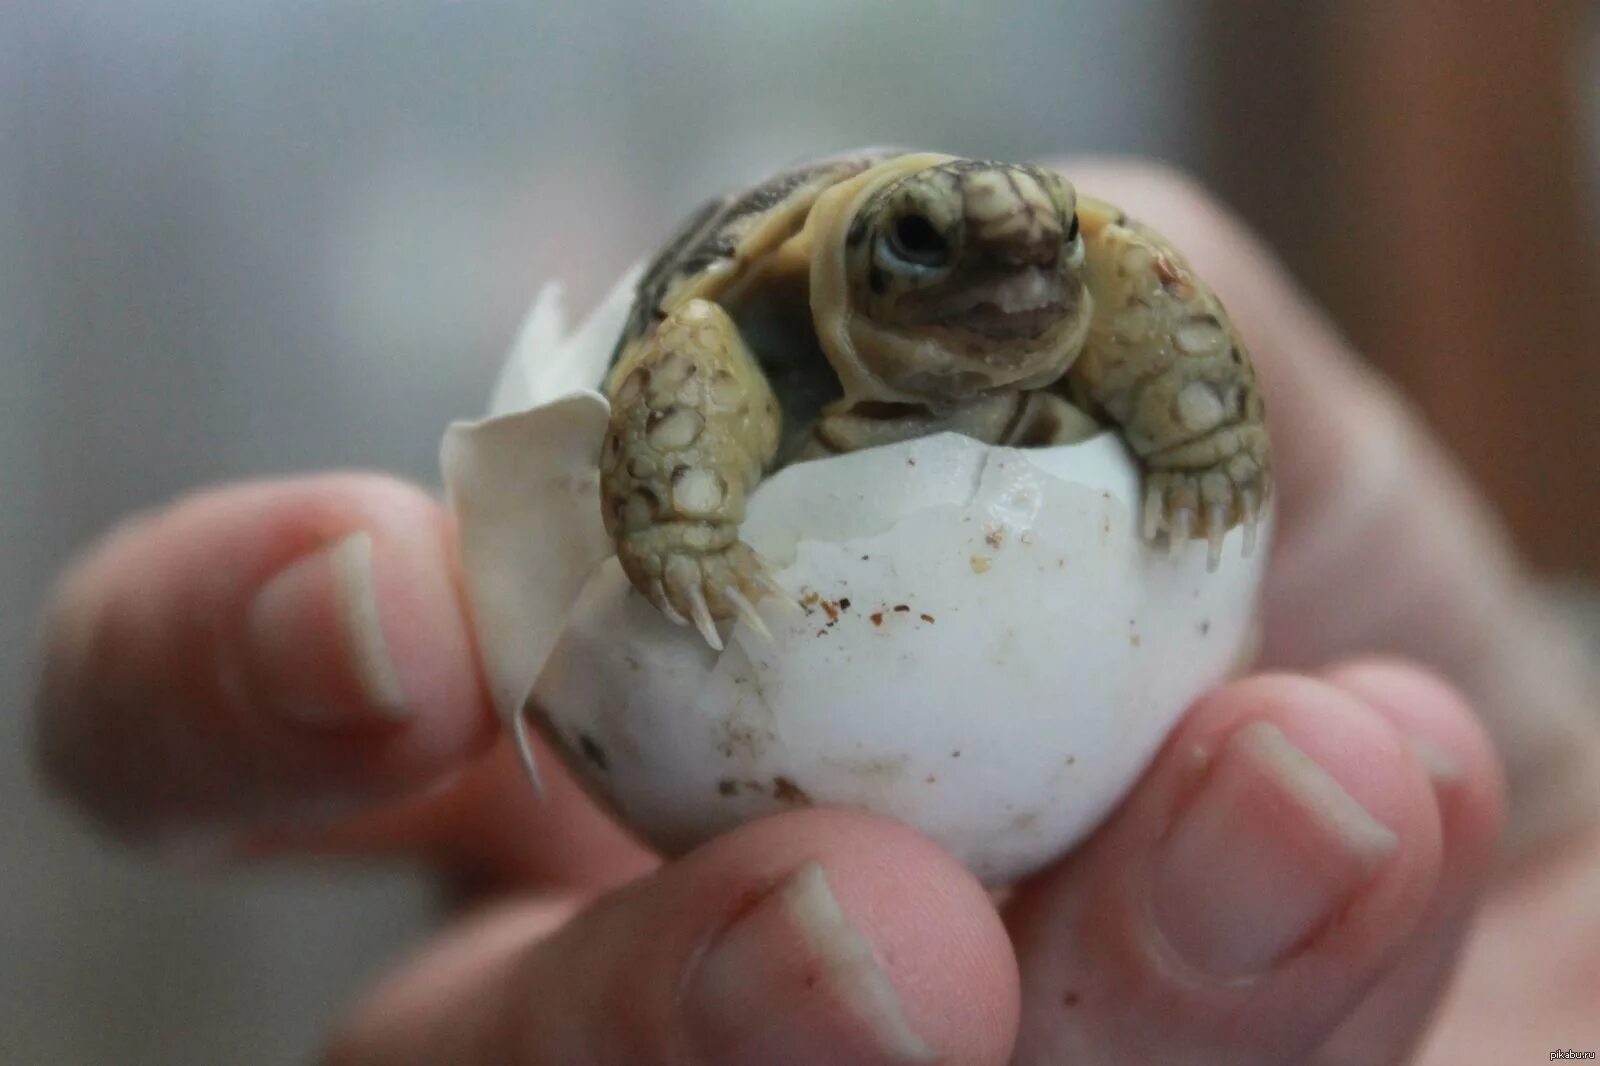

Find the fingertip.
xmin=1169 ymin=673 xmax=1447 ymax=966
xmin=216 ymin=474 xmax=501 ymax=794
xmin=1182 ymin=674 xmax=1443 ymax=831
xmin=1323 ymin=658 xmax=1507 ymax=873
xmin=320 ymin=478 xmax=496 ymax=761
xmin=1007 ymin=672 xmax=1451 ymax=1063
xmin=329 ymin=809 xmax=1021 ymax=1066
xmin=33 ymin=474 xmax=498 ymax=844
xmin=1299 ymin=662 xmax=1509 ymax=1066
xmin=245 ymin=528 xmax=410 ymax=728
xmin=678 ymin=809 xmax=1022 ymax=1065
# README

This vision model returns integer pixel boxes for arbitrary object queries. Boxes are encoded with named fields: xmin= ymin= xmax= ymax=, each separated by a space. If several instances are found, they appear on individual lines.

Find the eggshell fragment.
xmin=442 ymin=270 xmax=1269 ymax=884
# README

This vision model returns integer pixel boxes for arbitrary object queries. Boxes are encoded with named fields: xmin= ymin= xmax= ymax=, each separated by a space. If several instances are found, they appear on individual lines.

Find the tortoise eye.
xmin=886 ymin=213 xmax=950 ymax=269
xmin=1066 ymin=213 xmax=1080 ymax=242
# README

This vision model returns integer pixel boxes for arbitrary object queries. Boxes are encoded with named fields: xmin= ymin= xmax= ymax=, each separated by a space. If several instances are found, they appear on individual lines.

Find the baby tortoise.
xmin=599 ymin=151 xmax=1270 ymax=648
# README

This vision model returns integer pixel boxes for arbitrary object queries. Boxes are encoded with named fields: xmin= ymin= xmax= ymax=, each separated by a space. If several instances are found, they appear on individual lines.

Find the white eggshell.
xmin=442 ymin=270 xmax=1268 ymax=886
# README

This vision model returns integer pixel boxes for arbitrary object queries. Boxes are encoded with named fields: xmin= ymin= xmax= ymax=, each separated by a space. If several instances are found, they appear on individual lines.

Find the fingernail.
xmin=1409 ymin=738 xmax=1463 ymax=787
xmin=1152 ymin=722 xmax=1397 ymax=977
xmin=245 ymin=532 xmax=408 ymax=728
xmin=685 ymin=862 xmax=940 ymax=1064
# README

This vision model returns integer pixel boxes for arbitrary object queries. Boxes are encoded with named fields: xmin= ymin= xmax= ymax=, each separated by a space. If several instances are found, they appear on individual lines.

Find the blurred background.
xmin=2 ymin=3 xmax=1595 ymax=1062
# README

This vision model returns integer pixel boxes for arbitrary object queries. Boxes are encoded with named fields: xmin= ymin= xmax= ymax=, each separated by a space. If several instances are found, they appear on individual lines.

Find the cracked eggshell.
xmin=442 ymin=269 xmax=1269 ymax=886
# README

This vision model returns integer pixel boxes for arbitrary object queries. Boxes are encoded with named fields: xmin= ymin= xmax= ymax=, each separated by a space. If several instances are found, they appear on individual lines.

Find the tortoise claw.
xmin=1143 ymin=488 xmax=1163 ymax=542
xmin=1143 ymin=464 xmax=1270 ymax=567
xmin=1240 ymin=486 xmax=1262 ymax=557
xmin=723 ymin=585 xmax=773 ymax=643
xmin=625 ymin=538 xmax=787 ymax=646
xmin=651 ymin=579 xmax=689 ymax=626
xmin=1168 ymin=507 xmax=1193 ymax=558
xmin=683 ymin=582 xmax=723 ymax=650
xmin=1206 ymin=503 xmax=1227 ymax=571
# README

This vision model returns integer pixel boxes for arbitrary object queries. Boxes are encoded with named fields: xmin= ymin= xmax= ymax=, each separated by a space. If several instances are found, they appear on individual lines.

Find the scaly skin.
xmin=599 ymin=299 xmax=781 ymax=647
xmin=1066 ymin=195 xmax=1270 ymax=564
xmin=603 ymin=155 xmax=1273 ymax=643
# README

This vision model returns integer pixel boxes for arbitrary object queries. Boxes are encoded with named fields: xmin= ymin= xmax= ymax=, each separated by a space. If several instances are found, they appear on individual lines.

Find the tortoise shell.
xmin=608 ymin=149 xmax=945 ymax=460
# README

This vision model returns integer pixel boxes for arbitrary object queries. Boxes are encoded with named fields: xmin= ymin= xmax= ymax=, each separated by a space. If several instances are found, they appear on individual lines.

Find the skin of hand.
xmin=31 ymin=160 xmax=1600 ymax=1066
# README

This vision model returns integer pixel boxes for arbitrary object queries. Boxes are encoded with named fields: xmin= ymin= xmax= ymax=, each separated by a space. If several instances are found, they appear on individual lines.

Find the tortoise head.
xmin=835 ymin=160 xmax=1089 ymax=402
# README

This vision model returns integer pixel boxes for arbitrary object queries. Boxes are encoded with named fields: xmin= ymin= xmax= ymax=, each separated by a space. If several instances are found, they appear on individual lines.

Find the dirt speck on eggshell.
xmin=1009 ymin=811 xmax=1041 ymax=832
xmin=772 ymin=775 xmax=812 ymax=805
xmin=578 ymin=733 xmax=610 ymax=771
xmin=716 ymin=710 xmax=772 ymax=762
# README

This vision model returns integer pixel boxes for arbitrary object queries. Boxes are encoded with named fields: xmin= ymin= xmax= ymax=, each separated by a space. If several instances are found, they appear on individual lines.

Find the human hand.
xmin=33 ymin=162 xmax=1597 ymax=1064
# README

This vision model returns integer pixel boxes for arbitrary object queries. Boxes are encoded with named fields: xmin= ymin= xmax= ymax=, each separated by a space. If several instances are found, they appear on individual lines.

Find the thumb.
xmin=325 ymin=810 xmax=1019 ymax=1066
xmin=1005 ymin=673 xmax=1457 ymax=1065
xmin=1056 ymin=159 xmax=1599 ymax=862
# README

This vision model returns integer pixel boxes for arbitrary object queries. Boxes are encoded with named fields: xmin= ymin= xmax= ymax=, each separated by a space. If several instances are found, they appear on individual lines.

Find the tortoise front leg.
xmin=600 ymin=299 xmax=782 ymax=648
xmin=1065 ymin=195 xmax=1272 ymax=567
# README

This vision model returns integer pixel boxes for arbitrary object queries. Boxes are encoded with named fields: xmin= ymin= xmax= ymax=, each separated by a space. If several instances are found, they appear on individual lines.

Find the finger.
xmin=1005 ymin=673 xmax=1453 ymax=1065
xmin=264 ymin=732 xmax=654 ymax=894
xmin=326 ymin=809 xmax=1020 ymax=1066
xmin=1053 ymin=159 xmax=1600 ymax=859
xmin=34 ymin=475 xmax=499 ymax=849
xmin=1313 ymin=659 xmax=1504 ymax=1065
